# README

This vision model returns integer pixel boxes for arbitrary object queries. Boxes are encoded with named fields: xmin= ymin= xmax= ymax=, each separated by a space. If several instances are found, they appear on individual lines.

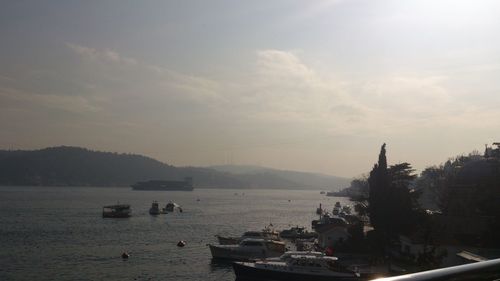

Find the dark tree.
xmin=368 ymin=144 xmax=419 ymax=238
xmin=368 ymin=143 xmax=390 ymax=233
xmin=387 ymin=162 xmax=418 ymax=235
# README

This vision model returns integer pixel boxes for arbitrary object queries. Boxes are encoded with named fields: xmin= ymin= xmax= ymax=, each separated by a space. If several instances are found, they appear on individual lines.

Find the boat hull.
xmin=209 ymin=245 xmax=283 ymax=261
xmin=102 ymin=212 xmax=131 ymax=218
xmin=233 ymin=262 xmax=361 ymax=281
xmin=149 ymin=209 xmax=161 ymax=215
xmin=217 ymin=236 xmax=241 ymax=245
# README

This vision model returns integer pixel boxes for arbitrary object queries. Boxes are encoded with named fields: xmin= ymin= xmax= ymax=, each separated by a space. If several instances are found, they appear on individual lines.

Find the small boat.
xmin=163 ymin=201 xmax=179 ymax=213
xmin=280 ymin=226 xmax=318 ymax=239
xmin=149 ymin=201 xmax=161 ymax=215
xmin=332 ymin=201 xmax=342 ymax=215
xmin=316 ymin=203 xmax=323 ymax=215
xmin=216 ymin=227 xmax=280 ymax=245
xmin=209 ymin=238 xmax=286 ymax=261
xmin=102 ymin=204 xmax=131 ymax=218
xmin=232 ymin=251 xmax=360 ymax=281
xmin=341 ymin=205 xmax=352 ymax=215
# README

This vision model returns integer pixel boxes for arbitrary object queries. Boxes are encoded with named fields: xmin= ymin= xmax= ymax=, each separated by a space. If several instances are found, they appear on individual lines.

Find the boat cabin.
xmin=102 ymin=204 xmax=131 ymax=218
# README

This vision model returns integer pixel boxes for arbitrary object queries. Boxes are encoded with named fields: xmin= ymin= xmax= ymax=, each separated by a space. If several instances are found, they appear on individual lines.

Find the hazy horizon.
xmin=2 ymin=1 xmax=500 ymax=178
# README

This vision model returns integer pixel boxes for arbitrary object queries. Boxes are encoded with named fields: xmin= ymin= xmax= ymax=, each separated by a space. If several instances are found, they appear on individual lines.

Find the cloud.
xmin=249 ymin=50 xmax=345 ymax=120
xmin=237 ymin=49 xmax=500 ymax=139
xmin=361 ymin=75 xmax=451 ymax=115
xmin=66 ymin=43 xmax=137 ymax=65
xmin=0 ymin=86 xmax=100 ymax=113
xmin=66 ymin=42 xmax=222 ymax=104
xmin=5 ymin=43 xmax=498 ymax=156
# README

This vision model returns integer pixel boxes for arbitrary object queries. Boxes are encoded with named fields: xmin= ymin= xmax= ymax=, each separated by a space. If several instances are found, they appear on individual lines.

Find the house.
xmin=316 ymin=224 xmax=350 ymax=248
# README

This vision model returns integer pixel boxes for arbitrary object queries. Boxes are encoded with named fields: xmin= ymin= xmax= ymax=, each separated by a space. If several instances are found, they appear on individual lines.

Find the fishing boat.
xmin=102 ymin=204 xmax=131 ymax=218
xmin=149 ymin=201 xmax=161 ymax=215
xmin=232 ymin=251 xmax=360 ymax=281
xmin=209 ymin=238 xmax=286 ymax=261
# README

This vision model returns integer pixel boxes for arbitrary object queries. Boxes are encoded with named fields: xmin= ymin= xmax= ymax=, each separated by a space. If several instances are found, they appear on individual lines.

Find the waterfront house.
xmin=316 ymin=224 xmax=350 ymax=248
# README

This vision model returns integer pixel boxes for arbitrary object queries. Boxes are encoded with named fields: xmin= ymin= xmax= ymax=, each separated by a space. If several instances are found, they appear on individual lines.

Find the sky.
xmin=1 ymin=0 xmax=500 ymax=178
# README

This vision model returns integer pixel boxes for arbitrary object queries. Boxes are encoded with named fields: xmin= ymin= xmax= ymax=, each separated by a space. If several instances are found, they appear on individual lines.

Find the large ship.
xmin=131 ymin=177 xmax=194 ymax=191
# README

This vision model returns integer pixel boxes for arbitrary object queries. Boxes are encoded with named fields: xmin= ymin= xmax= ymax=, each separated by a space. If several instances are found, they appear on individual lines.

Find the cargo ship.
xmin=131 ymin=177 xmax=194 ymax=191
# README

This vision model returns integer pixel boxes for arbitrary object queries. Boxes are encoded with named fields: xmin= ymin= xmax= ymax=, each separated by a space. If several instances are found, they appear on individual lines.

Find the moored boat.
xmin=316 ymin=203 xmax=323 ymax=215
xmin=216 ymin=227 xmax=280 ymax=245
xmin=149 ymin=201 xmax=161 ymax=215
xmin=209 ymin=238 xmax=286 ymax=261
xmin=280 ymin=226 xmax=318 ymax=239
xmin=102 ymin=204 xmax=131 ymax=218
xmin=232 ymin=251 xmax=361 ymax=281
xmin=163 ymin=201 xmax=180 ymax=213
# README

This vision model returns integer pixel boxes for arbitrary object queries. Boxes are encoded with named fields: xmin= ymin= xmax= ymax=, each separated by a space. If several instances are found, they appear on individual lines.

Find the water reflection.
xmin=209 ymin=258 xmax=234 ymax=271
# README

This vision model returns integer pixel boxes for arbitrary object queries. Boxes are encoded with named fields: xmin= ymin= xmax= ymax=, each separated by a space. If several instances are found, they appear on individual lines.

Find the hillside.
xmin=210 ymin=165 xmax=350 ymax=190
xmin=0 ymin=146 xmax=349 ymax=189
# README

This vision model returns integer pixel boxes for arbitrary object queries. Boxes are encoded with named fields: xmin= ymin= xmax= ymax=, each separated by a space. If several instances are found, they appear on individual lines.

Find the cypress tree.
xmin=368 ymin=143 xmax=389 ymax=233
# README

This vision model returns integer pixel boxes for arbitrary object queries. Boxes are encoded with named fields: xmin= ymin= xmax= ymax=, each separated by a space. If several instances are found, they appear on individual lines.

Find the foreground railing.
xmin=371 ymin=258 xmax=500 ymax=281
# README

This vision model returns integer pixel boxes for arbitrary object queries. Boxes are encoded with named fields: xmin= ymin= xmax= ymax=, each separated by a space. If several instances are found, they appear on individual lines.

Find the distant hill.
xmin=0 ymin=146 xmax=349 ymax=189
xmin=210 ymin=165 xmax=351 ymax=190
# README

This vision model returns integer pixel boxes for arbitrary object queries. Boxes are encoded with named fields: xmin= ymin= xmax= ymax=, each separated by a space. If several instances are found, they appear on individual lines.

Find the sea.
xmin=0 ymin=186 xmax=350 ymax=281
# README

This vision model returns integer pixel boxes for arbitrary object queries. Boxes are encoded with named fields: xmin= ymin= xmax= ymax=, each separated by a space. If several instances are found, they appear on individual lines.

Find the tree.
xmin=368 ymin=143 xmax=390 ymax=233
xmin=367 ymin=144 xmax=419 ymax=238
xmin=387 ymin=162 xmax=418 ymax=235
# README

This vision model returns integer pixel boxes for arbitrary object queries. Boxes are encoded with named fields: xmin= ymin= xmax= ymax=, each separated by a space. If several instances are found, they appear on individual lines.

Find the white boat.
xmin=232 ymin=251 xmax=360 ymax=281
xmin=163 ymin=201 xmax=179 ymax=213
xmin=216 ymin=228 xmax=280 ymax=245
xmin=208 ymin=238 xmax=286 ymax=261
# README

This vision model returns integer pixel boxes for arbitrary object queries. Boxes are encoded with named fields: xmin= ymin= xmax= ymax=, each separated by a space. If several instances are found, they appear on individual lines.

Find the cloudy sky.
xmin=1 ymin=0 xmax=500 ymax=177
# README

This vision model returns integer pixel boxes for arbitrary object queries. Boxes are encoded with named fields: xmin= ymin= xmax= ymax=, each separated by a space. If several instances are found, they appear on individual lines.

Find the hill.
xmin=210 ymin=165 xmax=350 ymax=190
xmin=0 ymin=146 xmax=349 ymax=189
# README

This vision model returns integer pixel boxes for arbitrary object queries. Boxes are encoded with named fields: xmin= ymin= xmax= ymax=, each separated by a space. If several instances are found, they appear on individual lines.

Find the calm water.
xmin=0 ymin=186 xmax=349 ymax=281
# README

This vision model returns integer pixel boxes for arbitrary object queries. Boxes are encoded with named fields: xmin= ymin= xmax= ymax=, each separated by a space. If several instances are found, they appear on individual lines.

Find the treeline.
xmin=0 ymin=146 xmax=347 ymax=189
xmin=350 ymin=143 xmax=500 ymax=253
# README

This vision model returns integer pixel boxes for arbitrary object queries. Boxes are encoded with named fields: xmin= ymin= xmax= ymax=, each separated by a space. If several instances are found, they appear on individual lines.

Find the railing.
xmin=371 ymin=258 xmax=500 ymax=281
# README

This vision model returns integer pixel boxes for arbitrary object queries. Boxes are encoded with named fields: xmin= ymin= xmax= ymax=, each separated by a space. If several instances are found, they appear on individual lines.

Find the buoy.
xmin=177 ymin=240 xmax=186 ymax=247
xmin=122 ymin=252 xmax=130 ymax=259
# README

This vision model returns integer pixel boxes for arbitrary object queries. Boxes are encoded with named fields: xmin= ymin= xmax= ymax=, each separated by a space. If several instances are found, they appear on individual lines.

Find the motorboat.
xmin=341 ymin=205 xmax=352 ymax=215
xmin=232 ymin=251 xmax=360 ymax=281
xmin=208 ymin=238 xmax=286 ymax=261
xmin=316 ymin=203 xmax=323 ymax=215
xmin=149 ymin=201 xmax=161 ymax=215
xmin=333 ymin=201 xmax=342 ymax=215
xmin=280 ymin=226 xmax=318 ymax=239
xmin=312 ymin=213 xmax=348 ymax=231
xmin=102 ymin=204 xmax=131 ymax=218
xmin=163 ymin=201 xmax=179 ymax=213
xmin=216 ymin=227 xmax=280 ymax=245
